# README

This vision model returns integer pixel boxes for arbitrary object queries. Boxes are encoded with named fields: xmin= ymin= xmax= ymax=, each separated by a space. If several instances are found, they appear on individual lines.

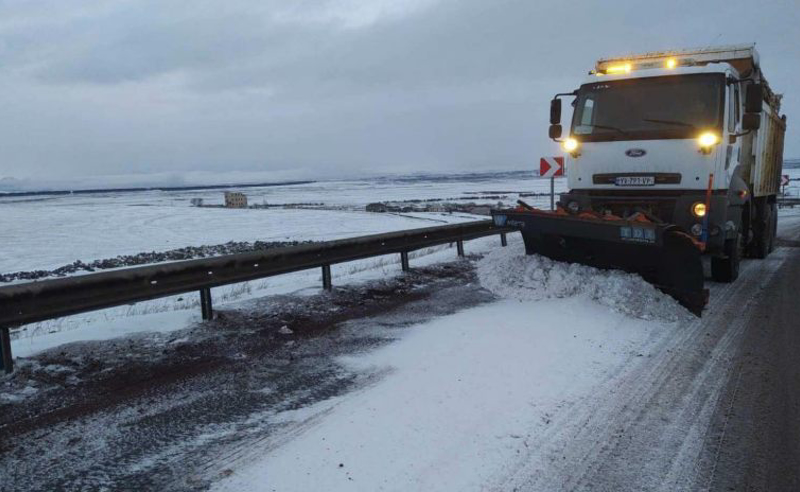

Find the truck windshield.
xmin=570 ymin=74 xmax=724 ymax=142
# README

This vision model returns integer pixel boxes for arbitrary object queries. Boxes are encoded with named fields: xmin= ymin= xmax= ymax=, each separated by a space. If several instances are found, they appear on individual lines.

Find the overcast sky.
xmin=0 ymin=0 xmax=798 ymax=184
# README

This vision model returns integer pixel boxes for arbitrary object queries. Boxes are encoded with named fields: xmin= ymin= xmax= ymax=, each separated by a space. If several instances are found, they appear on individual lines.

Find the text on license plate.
xmin=615 ymin=176 xmax=655 ymax=186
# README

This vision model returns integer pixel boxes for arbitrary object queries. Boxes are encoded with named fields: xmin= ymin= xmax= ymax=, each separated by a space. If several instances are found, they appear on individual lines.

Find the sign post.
xmin=540 ymin=157 xmax=564 ymax=210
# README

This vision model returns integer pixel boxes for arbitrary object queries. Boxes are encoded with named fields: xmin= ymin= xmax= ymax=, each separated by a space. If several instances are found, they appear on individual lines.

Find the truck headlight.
xmin=562 ymin=138 xmax=579 ymax=153
xmin=692 ymin=202 xmax=707 ymax=217
xmin=697 ymin=132 xmax=719 ymax=148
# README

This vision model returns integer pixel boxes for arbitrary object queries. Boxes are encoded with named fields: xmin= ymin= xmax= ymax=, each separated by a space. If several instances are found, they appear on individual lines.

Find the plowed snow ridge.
xmin=477 ymin=241 xmax=688 ymax=321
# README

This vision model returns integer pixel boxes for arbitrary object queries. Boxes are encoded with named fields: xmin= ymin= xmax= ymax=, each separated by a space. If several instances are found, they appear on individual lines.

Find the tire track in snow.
xmin=487 ymin=250 xmax=789 ymax=491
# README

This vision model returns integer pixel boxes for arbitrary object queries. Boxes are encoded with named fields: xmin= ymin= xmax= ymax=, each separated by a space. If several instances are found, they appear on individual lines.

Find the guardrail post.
xmin=400 ymin=251 xmax=410 ymax=272
xmin=457 ymin=240 xmax=465 ymax=257
xmin=322 ymin=265 xmax=332 ymax=290
xmin=1 ymin=327 xmax=12 ymax=374
xmin=200 ymin=288 xmax=213 ymax=321
xmin=500 ymin=233 xmax=508 ymax=247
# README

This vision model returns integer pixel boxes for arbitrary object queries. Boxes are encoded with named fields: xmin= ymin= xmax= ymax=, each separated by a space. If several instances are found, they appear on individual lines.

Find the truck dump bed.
xmin=753 ymin=104 xmax=786 ymax=197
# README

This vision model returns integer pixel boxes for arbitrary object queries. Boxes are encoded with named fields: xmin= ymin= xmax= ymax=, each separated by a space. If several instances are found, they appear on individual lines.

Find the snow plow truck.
xmin=492 ymin=45 xmax=786 ymax=315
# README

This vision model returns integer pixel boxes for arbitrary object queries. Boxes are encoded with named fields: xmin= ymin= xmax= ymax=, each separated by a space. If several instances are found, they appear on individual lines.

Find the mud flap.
xmin=494 ymin=210 xmax=707 ymax=316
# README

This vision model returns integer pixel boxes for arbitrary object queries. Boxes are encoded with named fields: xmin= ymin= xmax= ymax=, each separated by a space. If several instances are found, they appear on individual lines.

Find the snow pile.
xmin=477 ymin=242 xmax=686 ymax=321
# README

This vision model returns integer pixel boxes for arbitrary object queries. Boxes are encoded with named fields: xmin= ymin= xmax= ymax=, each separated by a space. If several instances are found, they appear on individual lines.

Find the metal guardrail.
xmin=0 ymin=220 xmax=512 ymax=373
xmin=778 ymin=196 xmax=800 ymax=208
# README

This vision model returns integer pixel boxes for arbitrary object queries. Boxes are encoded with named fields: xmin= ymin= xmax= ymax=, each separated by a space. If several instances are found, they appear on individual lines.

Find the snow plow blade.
xmin=492 ymin=208 xmax=707 ymax=316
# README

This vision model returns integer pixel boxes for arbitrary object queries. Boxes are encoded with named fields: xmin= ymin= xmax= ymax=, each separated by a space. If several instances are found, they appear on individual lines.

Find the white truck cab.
xmin=567 ymin=64 xmax=739 ymax=193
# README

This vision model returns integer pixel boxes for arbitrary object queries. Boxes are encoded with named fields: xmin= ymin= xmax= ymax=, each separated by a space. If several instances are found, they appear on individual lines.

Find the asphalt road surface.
xmin=698 ymin=214 xmax=800 ymax=492
xmin=493 ymin=212 xmax=800 ymax=492
xmin=1 ymin=213 xmax=799 ymax=491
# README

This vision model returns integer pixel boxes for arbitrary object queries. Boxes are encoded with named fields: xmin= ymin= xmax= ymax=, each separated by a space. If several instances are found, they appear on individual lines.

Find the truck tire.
xmin=768 ymin=202 xmax=778 ymax=253
xmin=711 ymin=233 xmax=742 ymax=282
xmin=751 ymin=200 xmax=773 ymax=259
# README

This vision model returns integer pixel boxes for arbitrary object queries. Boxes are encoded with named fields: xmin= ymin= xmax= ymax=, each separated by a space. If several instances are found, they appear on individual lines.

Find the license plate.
xmin=615 ymin=176 xmax=655 ymax=186
xmin=620 ymin=226 xmax=657 ymax=243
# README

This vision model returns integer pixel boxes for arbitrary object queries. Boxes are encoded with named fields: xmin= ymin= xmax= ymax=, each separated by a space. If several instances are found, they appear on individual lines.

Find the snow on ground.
xmin=0 ymin=173 xmax=562 ymax=274
xmin=208 ymin=205 xmax=800 ymax=492
xmin=8 ymin=235 xmax=507 ymax=358
xmin=478 ymin=241 xmax=688 ymax=321
xmin=210 ymin=207 xmax=800 ymax=491
xmin=212 ymin=292 xmax=674 ymax=492
xmin=6 ymin=171 xmax=798 ymax=489
xmin=5 ymin=167 xmax=795 ymax=362
xmin=10 ymin=310 xmax=194 ymax=359
xmin=0 ymin=202 xmax=459 ymax=275
xmin=4 ymin=172 xmax=562 ymax=358
xmin=208 ymin=233 xmax=688 ymax=492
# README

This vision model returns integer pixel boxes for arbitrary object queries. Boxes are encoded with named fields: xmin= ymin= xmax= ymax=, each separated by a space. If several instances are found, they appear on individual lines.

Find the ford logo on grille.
xmin=625 ymin=148 xmax=647 ymax=157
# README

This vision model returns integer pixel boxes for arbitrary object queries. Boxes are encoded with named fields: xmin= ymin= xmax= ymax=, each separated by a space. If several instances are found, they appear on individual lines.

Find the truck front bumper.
xmin=558 ymin=191 xmax=736 ymax=255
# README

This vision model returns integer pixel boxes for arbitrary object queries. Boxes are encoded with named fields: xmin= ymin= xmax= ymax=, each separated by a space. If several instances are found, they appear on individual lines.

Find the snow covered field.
xmin=3 ymin=167 xmax=796 ymax=275
xmin=0 ymin=172 xmax=561 ymax=274
xmin=3 ymin=172 xmax=563 ymax=357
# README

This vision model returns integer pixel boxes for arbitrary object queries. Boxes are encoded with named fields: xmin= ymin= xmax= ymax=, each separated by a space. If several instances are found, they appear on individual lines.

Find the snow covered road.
xmin=213 ymin=297 xmax=673 ymax=492
xmin=211 ymin=213 xmax=800 ymax=492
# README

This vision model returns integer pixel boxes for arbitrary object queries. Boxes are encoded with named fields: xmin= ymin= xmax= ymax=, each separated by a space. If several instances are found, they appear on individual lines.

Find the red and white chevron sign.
xmin=540 ymin=157 xmax=564 ymax=178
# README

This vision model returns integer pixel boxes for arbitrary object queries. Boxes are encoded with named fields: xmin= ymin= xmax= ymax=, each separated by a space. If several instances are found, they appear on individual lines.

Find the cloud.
xmin=0 ymin=0 xmax=798 ymax=181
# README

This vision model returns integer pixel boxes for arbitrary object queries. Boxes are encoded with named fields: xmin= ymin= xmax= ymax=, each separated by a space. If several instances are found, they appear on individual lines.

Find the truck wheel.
xmin=751 ymin=202 xmax=772 ymax=259
xmin=768 ymin=203 xmax=778 ymax=253
xmin=711 ymin=233 xmax=742 ymax=282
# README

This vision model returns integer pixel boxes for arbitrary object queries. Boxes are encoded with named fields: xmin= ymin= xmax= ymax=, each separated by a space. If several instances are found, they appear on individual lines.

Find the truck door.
xmin=726 ymin=83 xmax=741 ymax=182
xmin=736 ymin=83 xmax=757 ymax=184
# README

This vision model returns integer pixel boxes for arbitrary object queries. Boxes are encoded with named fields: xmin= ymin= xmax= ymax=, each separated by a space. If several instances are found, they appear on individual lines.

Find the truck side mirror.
xmin=742 ymin=112 xmax=760 ymax=131
xmin=745 ymin=83 xmax=763 ymax=113
xmin=550 ymin=98 xmax=562 ymax=124
xmin=548 ymin=124 xmax=563 ymax=139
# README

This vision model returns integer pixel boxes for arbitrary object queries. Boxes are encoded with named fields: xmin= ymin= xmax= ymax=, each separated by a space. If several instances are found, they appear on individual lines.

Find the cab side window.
xmin=581 ymin=98 xmax=594 ymax=124
xmin=574 ymin=97 xmax=594 ymax=134
xmin=728 ymin=85 xmax=740 ymax=133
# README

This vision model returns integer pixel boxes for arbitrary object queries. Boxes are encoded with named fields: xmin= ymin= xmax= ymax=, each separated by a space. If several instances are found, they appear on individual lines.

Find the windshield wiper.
xmin=589 ymin=124 xmax=629 ymax=136
xmin=642 ymin=118 xmax=696 ymax=129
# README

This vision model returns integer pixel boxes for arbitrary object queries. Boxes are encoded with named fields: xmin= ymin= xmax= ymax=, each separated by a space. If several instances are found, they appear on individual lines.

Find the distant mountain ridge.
xmin=0 ymin=169 xmax=537 ymax=197
xmin=0 ymin=180 xmax=315 ymax=198
xmin=366 ymin=170 xmax=535 ymax=184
